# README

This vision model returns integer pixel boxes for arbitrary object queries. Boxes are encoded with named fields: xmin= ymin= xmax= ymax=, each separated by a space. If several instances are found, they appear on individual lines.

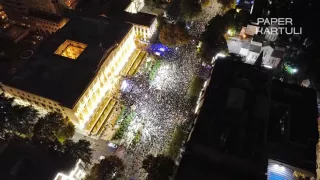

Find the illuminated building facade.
xmin=54 ymin=159 xmax=86 ymax=180
xmin=1 ymin=16 xmax=140 ymax=134
xmin=0 ymin=0 xmax=68 ymax=34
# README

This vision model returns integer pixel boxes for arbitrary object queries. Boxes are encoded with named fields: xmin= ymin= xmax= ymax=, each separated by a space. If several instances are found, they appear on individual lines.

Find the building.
xmin=0 ymin=0 xmax=69 ymax=35
xmin=267 ymin=79 xmax=318 ymax=178
xmin=28 ymin=9 xmax=69 ymax=35
xmin=176 ymin=58 xmax=271 ymax=180
xmin=1 ymin=16 xmax=137 ymax=132
xmin=175 ymin=58 xmax=318 ymax=180
xmin=75 ymin=0 xmax=157 ymax=40
xmin=239 ymin=35 xmax=285 ymax=68
xmin=1 ymin=24 xmax=30 ymax=43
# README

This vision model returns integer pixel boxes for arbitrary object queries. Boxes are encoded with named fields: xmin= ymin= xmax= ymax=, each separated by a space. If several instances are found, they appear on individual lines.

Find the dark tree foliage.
xmin=62 ymin=139 xmax=93 ymax=165
xmin=85 ymin=155 xmax=125 ymax=180
xmin=180 ymin=0 xmax=202 ymax=20
xmin=159 ymin=23 xmax=190 ymax=47
xmin=200 ymin=15 xmax=228 ymax=61
xmin=218 ymin=0 xmax=236 ymax=10
xmin=0 ymin=94 xmax=38 ymax=139
xmin=145 ymin=0 xmax=162 ymax=8
xmin=32 ymin=112 xmax=75 ymax=144
xmin=142 ymin=154 xmax=176 ymax=180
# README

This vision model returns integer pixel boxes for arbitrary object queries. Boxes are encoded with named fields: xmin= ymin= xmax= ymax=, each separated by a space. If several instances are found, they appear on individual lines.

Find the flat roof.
xmin=268 ymin=79 xmax=318 ymax=172
xmin=5 ymin=18 xmax=132 ymax=108
xmin=28 ymin=9 xmax=64 ymax=23
xmin=175 ymin=58 xmax=271 ymax=179
xmin=2 ymin=25 xmax=29 ymax=41
xmin=75 ymin=0 xmax=156 ymax=27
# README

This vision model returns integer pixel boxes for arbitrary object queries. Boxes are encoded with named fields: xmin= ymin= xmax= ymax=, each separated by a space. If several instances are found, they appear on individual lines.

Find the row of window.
xmin=76 ymin=34 xmax=134 ymax=114
xmin=8 ymin=88 xmax=60 ymax=107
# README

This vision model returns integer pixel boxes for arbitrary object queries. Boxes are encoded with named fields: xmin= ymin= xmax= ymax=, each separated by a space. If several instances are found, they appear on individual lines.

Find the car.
xmin=108 ymin=142 xmax=118 ymax=149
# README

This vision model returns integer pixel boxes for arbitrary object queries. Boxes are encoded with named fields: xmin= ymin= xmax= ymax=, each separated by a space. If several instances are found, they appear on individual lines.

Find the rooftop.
xmin=175 ymin=58 xmax=271 ymax=179
xmin=75 ymin=0 xmax=156 ymax=27
xmin=1 ymin=25 xmax=29 ymax=42
xmin=5 ymin=17 xmax=132 ymax=108
xmin=270 ymin=50 xmax=283 ymax=58
xmin=249 ymin=44 xmax=261 ymax=53
xmin=28 ymin=9 xmax=64 ymax=23
xmin=268 ymin=79 xmax=318 ymax=172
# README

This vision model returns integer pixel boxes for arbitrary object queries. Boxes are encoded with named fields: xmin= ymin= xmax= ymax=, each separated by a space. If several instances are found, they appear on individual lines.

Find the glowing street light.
xmin=292 ymin=68 xmax=298 ymax=74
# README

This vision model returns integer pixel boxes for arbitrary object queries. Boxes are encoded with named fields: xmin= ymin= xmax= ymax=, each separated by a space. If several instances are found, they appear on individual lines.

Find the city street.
xmin=73 ymin=132 xmax=115 ymax=163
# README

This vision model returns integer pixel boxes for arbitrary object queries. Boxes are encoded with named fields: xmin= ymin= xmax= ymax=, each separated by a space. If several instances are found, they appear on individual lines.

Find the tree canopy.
xmin=144 ymin=0 xmax=162 ymax=8
xmin=0 ymin=94 xmax=38 ymax=139
xmin=218 ymin=0 xmax=236 ymax=11
xmin=85 ymin=155 xmax=125 ymax=180
xmin=32 ymin=112 xmax=75 ymax=144
xmin=142 ymin=154 xmax=176 ymax=180
xmin=180 ymin=0 xmax=202 ymax=20
xmin=62 ymin=139 xmax=93 ymax=165
xmin=159 ymin=23 xmax=190 ymax=47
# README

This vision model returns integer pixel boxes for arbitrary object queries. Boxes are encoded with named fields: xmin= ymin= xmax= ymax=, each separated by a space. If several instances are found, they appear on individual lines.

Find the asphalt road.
xmin=73 ymin=132 xmax=115 ymax=163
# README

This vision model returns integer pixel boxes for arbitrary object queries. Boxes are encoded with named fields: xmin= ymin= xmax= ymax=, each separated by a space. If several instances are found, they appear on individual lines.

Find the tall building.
xmin=0 ymin=12 xmax=157 ymax=136
xmin=175 ymin=58 xmax=318 ymax=180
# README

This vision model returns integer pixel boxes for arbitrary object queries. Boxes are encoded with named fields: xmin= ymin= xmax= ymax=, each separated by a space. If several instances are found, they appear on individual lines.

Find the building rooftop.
xmin=270 ymin=50 xmax=283 ymax=58
xmin=175 ymin=58 xmax=318 ymax=179
xmin=268 ymin=79 xmax=318 ymax=172
xmin=28 ymin=9 xmax=64 ymax=23
xmin=1 ymin=25 xmax=29 ymax=42
xmin=75 ymin=0 xmax=156 ymax=27
xmin=175 ymin=58 xmax=271 ymax=179
xmin=5 ymin=17 xmax=132 ymax=108
xmin=252 ymin=35 xmax=265 ymax=43
xmin=249 ymin=44 xmax=261 ymax=53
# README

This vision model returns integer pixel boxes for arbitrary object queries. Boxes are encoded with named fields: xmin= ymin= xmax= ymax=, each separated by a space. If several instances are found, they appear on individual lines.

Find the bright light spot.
xmin=227 ymin=29 xmax=232 ymax=35
xmin=272 ymin=164 xmax=286 ymax=172
xmin=155 ymin=52 xmax=161 ymax=56
xmin=264 ymin=65 xmax=273 ymax=69
xmin=236 ymin=8 xmax=241 ymax=13
xmin=99 ymin=156 xmax=105 ymax=160
xmin=243 ymin=34 xmax=246 ymax=38
xmin=292 ymin=68 xmax=298 ymax=73
xmin=212 ymin=53 xmax=226 ymax=64
xmin=159 ymin=47 xmax=165 ymax=52
xmin=121 ymin=80 xmax=128 ymax=91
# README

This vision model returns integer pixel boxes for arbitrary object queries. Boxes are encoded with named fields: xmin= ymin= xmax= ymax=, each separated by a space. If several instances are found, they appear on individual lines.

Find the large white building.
xmin=1 ymin=15 xmax=157 ymax=136
xmin=239 ymin=35 xmax=285 ymax=68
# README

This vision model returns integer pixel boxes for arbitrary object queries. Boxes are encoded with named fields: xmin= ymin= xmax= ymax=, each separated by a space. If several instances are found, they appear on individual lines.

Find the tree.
xmin=180 ymin=0 xmax=202 ymax=20
xmin=57 ymin=121 xmax=75 ymax=143
xmin=85 ymin=155 xmax=125 ymax=180
xmin=142 ymin=154 xmax=176 ymax=180
xmin=32 ymin=112 xmax=74 ymax=144
xmin=159 ymin=23 xmax=190 ymax=47
xmin=0 ymin=94 xmax=38 ymax=139
xmin=218 ymin=0 xmax=236 ymax=10
xmin=145 ymin=0 xmax=162 ymax=8
xmin=62 ymin=139 xmax=93 ymax=165
xmin=0 ymin=93 xmax=14 ymax=138
xmin=201 ymin=0 xmax=211 ymax=7
xmin=10 ymin=105 xmax=39 ymax=138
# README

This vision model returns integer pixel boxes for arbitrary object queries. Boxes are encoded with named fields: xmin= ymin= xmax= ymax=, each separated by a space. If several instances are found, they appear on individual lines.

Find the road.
xmin=73 ymin=132 xmax=115 ymax=163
